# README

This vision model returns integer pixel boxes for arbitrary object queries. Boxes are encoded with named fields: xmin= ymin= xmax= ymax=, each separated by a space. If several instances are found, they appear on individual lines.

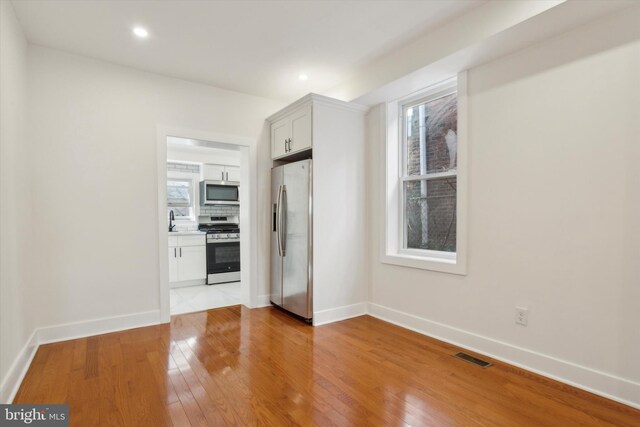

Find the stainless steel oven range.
xmin=198 ymin=215 xmax=240 ymax=285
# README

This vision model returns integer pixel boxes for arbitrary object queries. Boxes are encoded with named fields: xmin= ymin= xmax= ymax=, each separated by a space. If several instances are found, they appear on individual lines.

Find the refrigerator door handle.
xmin=280 ymin=185 xmax=287 ymax=256
xmin=276 ymin=184 xmax=283 ymax=256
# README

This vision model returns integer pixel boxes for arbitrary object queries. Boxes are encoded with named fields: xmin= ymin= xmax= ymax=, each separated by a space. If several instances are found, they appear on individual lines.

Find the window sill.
xmin=380 ymin=252 xmax=467 ymax=275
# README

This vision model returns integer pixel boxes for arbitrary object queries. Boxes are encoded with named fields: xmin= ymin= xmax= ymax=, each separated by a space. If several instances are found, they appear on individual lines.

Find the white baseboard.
xmin=251 ymin=294 xmax=272 ymax=308
xmin=367 ymin=302 xmax=640 ymax=410
xmin=313 ymin=302 xmax=367 ymax=326
xmin=0 ymin=330 xmax=38 ymax=404
xmin=4 ymin=302 xmax=638 ymax=410
xmin=1 ymin=310 xmax=162 ymax=403
xmin=169 ymin=279 xmax=206 ymax=289
xmin=38 ymin=310 xmax=161 ymax=345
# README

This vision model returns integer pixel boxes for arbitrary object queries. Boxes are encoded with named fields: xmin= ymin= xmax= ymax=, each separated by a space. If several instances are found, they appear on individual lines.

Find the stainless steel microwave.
xmin=200 ymin=180 xmax=240 ymax=205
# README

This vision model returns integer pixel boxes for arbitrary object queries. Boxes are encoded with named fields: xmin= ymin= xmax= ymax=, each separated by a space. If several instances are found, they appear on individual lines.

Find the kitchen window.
xmin=167 ymin=178 xmax=195 ymax=220
xmin=381 ymin=74 xmax=467 ymax=274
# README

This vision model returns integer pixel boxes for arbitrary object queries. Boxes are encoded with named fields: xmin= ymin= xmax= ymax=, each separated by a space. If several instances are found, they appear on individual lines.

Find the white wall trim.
xmin=380 ymin=73 xmax=468 ymax=275
xmin=1 ymin=310 xmax=162 ymax=403
xmin=37 ymin=310 xmax=161 ymax=345
xmin=313 ymin=302 xmax=367 ymax=326
xmin=4 ymin=302 xmax=639 ymax=410
xmin=367 ymin=302 xmax=640 ymax=410
xmin=0 ymin=330 xmax=38 ymax=404
xmin=252 ymin=294 xmax=272 ymax=308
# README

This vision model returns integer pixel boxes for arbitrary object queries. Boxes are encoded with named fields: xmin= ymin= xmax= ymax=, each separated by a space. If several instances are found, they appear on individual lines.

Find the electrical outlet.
xmin=515 ymin=307 xmax=529 ymax=326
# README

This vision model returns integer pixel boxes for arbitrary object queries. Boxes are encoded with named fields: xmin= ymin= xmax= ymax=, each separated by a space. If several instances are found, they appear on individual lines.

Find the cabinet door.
xmin=271 ymin=117 xmax=289 ymax=159
xmin=203 ymin=164 xmax=226 ymax=181
xmin=168 ymin=247 xmax=179 ymax=282
xmin=177 ymin=245 xmax=207 ymax=281
xmin=225 ymin=166 xmax=241 ymax=183
xmin=289 ymin=104 xmax=312 ymax=154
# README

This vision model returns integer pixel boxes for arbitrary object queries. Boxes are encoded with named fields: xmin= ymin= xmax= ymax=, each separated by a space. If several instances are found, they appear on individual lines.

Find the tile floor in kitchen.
xmin=170 ymin=282 xmax=241 ymax=315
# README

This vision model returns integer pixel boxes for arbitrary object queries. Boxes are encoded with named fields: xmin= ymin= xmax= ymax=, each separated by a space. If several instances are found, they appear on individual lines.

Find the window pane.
xmin=406 ymin=92 xmax=457 ymax=176
xmin=168 ymin=207 xmax=192 ymax=219
xmin=405 ymin=177 xmax=456 ymax=252
xmin=167 ymin=180 xmax=191 ymax=207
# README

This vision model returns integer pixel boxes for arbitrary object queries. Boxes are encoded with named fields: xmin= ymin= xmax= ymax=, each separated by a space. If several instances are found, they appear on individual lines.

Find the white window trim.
xmin=167 ymin=171 xmax=199 ymax=221
xmin=380 ymin=72 xmax=468 ymax=275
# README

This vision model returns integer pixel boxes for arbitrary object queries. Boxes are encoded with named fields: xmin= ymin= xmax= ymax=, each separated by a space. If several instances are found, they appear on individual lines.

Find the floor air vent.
xmin=454 ymin=352 xmax=493 ymax=368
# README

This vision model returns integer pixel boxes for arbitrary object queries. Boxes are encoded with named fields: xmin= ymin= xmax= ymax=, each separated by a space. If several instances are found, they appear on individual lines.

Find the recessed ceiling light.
xmin=298 ymin=73 xmax=308 ymax=81
xmin=133 ymin=27 xmax=149 ymax=38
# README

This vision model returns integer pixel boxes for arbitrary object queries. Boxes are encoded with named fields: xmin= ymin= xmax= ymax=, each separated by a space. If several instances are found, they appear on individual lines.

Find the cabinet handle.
xmin=174 ymin=248 xmax=176 ymax=258
xmin=226 ymin=171 xmax=229 ymax=181
xmin=180 ymin=247 xmax=182 ymax=257
xmin=221 ymin=171 xmax=224 ymax=180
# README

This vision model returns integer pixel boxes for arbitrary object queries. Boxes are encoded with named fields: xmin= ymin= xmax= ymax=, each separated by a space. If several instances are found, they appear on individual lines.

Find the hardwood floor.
xmin=14 ymin=306 xmax=640 ymax=426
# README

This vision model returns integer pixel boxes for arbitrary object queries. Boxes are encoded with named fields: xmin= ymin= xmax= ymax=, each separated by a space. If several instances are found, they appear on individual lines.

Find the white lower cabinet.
xmin=177 ymin=246 xmax=206 ymax=281
xmin=168 ymin=234 xmax=206 ymax=283
xmin=168 ymin=247 xmax=179 ymax=282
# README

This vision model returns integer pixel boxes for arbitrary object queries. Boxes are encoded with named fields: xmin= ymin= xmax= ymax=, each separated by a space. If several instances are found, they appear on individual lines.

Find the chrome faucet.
xmin=169 ymin=210 xmax=176 ymax=232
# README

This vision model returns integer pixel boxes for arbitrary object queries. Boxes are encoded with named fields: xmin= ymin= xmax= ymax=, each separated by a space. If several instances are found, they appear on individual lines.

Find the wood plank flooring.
xmin=14 ymin=306 xmax=640 ymax=426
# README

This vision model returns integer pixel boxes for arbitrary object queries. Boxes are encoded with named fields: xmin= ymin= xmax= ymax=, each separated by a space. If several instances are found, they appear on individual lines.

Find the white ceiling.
xmin=11 ymin=0 xmax=483 ymax=102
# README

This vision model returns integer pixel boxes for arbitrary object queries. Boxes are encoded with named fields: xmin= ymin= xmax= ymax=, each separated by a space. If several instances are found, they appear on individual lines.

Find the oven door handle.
xmin=276 ymin=185 xmax=283 ymax=257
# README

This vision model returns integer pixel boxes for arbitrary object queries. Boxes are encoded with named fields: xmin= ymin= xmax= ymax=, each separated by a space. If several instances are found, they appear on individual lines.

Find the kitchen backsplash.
xmin=200 ymin=205 xmax=240 ymax=217
xmin=167 ymin=162 xmax=200 ymax=173
xmin=172 ymin=205 xmax=240 ymax=231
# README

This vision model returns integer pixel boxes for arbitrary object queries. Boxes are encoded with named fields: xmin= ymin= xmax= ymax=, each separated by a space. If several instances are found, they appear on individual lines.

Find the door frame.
xmin=156 ymin=125 xmax=257 ymax=323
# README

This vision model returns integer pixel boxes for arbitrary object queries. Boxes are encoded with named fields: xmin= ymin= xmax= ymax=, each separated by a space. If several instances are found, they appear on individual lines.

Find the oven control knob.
xmin=220 ymin=234 xmax=229 ymax=239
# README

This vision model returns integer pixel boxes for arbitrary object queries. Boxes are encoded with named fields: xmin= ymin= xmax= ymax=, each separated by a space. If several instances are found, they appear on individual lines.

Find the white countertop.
xmin=168 ymin=231 xmax=206 ymax=236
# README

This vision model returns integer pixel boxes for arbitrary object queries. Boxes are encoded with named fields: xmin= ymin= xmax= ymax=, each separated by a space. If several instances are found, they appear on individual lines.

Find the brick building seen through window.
xmin=403 ymin=91 xmax=457 ymax=253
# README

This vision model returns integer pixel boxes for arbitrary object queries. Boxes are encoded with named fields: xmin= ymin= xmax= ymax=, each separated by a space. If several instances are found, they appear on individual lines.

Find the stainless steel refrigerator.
xmin=271 ymin=159 xmax=313 ymax=321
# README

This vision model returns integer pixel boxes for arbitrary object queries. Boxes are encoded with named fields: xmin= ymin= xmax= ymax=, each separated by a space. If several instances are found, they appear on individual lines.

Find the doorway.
xmin=156 ymin=127 xmax=255 ymax=322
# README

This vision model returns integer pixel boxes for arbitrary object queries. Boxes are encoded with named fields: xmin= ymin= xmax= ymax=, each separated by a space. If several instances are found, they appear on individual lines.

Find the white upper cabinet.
xmin=271 ymin=117 xmax=289 ymax=159
xmin=225 ymin=165 xmax=241 ymax=182
xmin=270 ymin=104 xmax=312 ymax=160
xmin=203 ymin=164 xmax=240 ymax=182
xmin=203 ymin=164 xmax=226 ymax=181
xmin=289 ymin=105 xmax=312 ymax=155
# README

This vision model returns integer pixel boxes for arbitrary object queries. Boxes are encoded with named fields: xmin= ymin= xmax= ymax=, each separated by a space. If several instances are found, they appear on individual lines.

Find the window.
xmin=167 ymin=179 xmax=194 ymax=220
xmin=402 ymin=91 xmax=457 ymax=254
xmin=382 ymin=74 xmax=467 ymax=274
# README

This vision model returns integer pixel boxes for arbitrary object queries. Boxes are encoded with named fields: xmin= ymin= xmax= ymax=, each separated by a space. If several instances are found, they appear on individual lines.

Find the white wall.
xmin=0 ymin=1 xmax=35 ymax=401
xmin=367 ymin=7 xmax=640 ymax=406
xmin=167 ymin=140 xmax=241 ymax=167
xmin=312 ymin=102 xmax=368 ymax=321
xmin=27 ymin=45 xmax=283 ymax=329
